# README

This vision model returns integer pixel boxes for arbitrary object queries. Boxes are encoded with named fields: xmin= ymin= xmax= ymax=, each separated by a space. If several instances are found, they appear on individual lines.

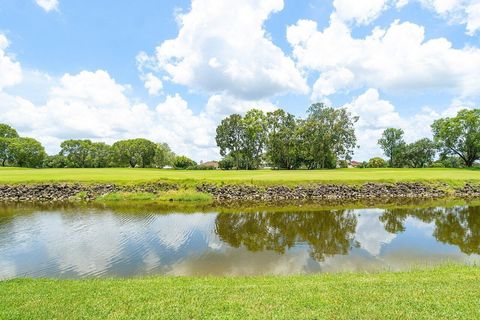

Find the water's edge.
xmin=0 ymin=182 xmax=480 ymax=204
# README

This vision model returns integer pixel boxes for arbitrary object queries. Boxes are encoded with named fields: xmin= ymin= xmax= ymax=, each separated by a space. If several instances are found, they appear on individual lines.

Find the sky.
xmin=0 ymin=0 xmax=479 ymax=161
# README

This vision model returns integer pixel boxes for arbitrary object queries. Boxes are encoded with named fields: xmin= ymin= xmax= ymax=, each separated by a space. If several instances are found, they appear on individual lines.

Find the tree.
xmin=7 ymin=137 xmax=46 ymax=168
xmin=266 ymin=109 xmax=301 ymax=169
xmin=0 ymin=138 xmax=11 ymax=166
xmin=173 ymin=155 xmax=197 ymax=169
xmin=153 ymin=143 xmax=175 ymax=168
xmin=437 ymin=155 xmax=464 ymax=168
xmin=215 ymin=110 xmax=267 ymax=170
xmin=241 ymin=109 xmax=267 ymax=169
xmin=432 ymin=109 xmax=480 ymax=167
xmin=0 ymin=124 xmax=19 ymax=167
xmin=43 ymin=154 xmax=67 ymax=168
xmin=89 ymin=142 xmax=112 ymax=168
xmin=60 ymin=140 xmax=94 ymax=168
xmin=299 ymin=103 xmax=358 ymax=169
xmin=368 ymin=157 xmax=387 ymax=168
xmin=216 ymin=114 xmax=244 ymax=169
xmin=0 ymin=124 xmax=19 ymax=138
xmin=219 ymin=155 xmax=235 ymax=170
xmin=112 ymin=139 xmax=156 ymax=168
xmin=403 ymin=138 xmax=436 ymax=168
xmin=378 ymin=128 xmax=405 ymax=167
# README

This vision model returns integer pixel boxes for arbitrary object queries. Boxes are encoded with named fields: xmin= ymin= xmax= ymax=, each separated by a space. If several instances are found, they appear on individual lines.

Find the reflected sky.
xmin=0 ymin=205 xmax=479 ymax=278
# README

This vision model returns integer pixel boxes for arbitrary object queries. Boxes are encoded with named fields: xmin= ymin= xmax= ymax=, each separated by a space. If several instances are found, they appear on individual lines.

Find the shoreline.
xmin=0 ymin=181 xmax=479 ymax=204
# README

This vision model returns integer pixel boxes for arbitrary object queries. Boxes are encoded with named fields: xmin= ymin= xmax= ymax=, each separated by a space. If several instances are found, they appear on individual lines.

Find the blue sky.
xmin=0 ymin=0 xmax=479 ymax=161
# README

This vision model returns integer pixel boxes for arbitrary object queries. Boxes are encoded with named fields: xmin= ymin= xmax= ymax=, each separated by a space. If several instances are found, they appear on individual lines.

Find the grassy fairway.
xmin=0 ymin=167 xmax=479 ymax=185
xmin=1 ymin=266 xmax=479 ymax=319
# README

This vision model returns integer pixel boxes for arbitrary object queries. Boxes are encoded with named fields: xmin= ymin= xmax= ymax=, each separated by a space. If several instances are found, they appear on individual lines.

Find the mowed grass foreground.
xmin=1 ymin=167 xmax=480 ymax=185
xmin=1 ymin=266 xmax=479 ymax=319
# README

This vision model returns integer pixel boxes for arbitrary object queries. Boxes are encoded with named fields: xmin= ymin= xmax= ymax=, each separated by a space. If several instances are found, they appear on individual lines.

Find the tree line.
xmin=216 ymin=106 xmax=479 ymax=169
xmin=0 ymin=125 xmax=198 ymax=169
xmin=216 ymin=103 xmax=358 ymax=170
xmin=1 ymin=106 xmax=478 ymax=169
xmin=370 ymin=109 xmax=480 ymax=168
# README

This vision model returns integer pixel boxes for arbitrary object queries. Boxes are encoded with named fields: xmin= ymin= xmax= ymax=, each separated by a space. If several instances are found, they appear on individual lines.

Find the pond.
xmin=0 ymin=203 xmax=479 ymax=278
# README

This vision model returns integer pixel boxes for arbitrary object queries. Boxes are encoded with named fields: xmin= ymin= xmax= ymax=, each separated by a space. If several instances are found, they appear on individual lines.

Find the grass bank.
xmin=1 ymin=265 xmax=479 ymax=319
xmin=94 ymin=190 xmax=213 ymax=203
xmin=1 ymin=167 xmax=480 ymax=186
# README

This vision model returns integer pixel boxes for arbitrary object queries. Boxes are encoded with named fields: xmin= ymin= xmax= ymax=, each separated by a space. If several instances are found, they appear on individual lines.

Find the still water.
xmin=1 ymin=204 xmax=479 ymax=279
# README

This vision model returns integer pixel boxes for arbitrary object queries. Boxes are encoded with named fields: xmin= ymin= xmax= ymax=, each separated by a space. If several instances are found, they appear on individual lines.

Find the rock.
xmin=0 ymin=181 xmax=476 ymax=203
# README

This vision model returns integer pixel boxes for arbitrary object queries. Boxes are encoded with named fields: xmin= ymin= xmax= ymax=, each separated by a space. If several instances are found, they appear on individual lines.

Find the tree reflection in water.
xmin=214 ymin=210 xmax=359 ymax=261
xmin=380 ymin=206 xmax=480 ymax=255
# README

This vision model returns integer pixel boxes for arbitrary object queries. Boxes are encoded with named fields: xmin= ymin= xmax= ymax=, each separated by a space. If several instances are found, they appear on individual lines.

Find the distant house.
xmin=198 ymin=161 xmax=220 ymax=169
xmin=162 ymin=165 xmax=174 ymax=169
xmin=349 ymin=161 xmax=361 ymax=168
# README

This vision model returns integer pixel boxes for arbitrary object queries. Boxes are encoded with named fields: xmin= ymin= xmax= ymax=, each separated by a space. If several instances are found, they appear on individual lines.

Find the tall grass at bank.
xmin=94 ymin=190 xmax=213 ymax=203
xmin=1 ymin=265 xmax=479 ymax=319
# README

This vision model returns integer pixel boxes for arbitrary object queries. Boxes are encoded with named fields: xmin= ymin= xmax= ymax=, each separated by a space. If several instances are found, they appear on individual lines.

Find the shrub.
xmin=368 ymin=157 xmax=387 ymax=168
xmin=219 ymin=155 xmax=235 ymax=170
xmin=338 ymin=160 xmax=349 ymax=168
xmin=430 ymin=161 xmax=445 ymax=168
xmin=173 ymin=156 xmax=197 ymax=169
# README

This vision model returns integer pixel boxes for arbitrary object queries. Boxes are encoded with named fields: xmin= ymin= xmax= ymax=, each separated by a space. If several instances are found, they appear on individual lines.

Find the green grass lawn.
xmin=1 ymin=265 xmax=479 ymax=319
xmin=0 ymin=167 xmax=480 ymax=185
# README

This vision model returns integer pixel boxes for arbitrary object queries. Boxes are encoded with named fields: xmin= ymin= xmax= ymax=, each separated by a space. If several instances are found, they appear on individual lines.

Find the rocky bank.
xmin=0 ymin=183 xmax=177 ymax=202
xmin=0 ymin=182 xmax=479 ymax=203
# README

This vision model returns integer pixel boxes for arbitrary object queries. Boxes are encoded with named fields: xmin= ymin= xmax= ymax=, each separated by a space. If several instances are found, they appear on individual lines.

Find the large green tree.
xmin=7 ymin=137 xmax=46 ymax=168
xmin=0 ymin=124 xmax=19 ymax=166
xmin=43 ymin=154 xmax=67 ymax=168
xmin=432 ymin=109 xmax=480 ymax=167
xmin=0 ymin=124 xmax=19 ymax=138
xmin=153 ymin=143 xmax=175 ymax=168
xmin=241 ymin=109 xmax=267 ymax=169
xmin=112 ymin=138 xmax=156 ymax=168
xmin=89 ymin=142 xmax=112 ymax=168
xmin=402 ymin=138 xmax=436 ymax=168
xmin=215 ymin=110 xmax=267 ymax=170
xmin=300 ymin=103 xmax=358 ymax=169
xmin=266 ymin=109 xmax=301 ymax=169
xmin=60 ymin=140 xmax=94 ymax=168
xmin=216 ymin=114 xmax=244 ymax=169
xmin=0 ymin=138 xmax=11 ymax=166
xmin=378 ymin=128 xmax=405 ymax=167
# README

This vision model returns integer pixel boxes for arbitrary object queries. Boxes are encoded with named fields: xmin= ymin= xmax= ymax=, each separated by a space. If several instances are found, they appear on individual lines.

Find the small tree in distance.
xmin=378 ymin=128 xmax=405 ymax=167
xmin=368 ymin=157 xmax=387 ymax=168
xmin=173 ymin=155 xmax=197 ymax=169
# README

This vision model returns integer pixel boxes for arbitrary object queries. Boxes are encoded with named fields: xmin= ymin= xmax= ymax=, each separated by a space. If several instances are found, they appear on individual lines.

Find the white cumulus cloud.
xmin=0 ymin=34 xmax=22 ymax=91
xmin=332 ymin=0 xmax=480 ymax=35
xmin=0 ymin=65 xmax=278 ymax=161
xmin=333 ymin=0 xmax=390 ymax=24
xmin=416 ymin=0 xmax=480 ymax=35
xmin=342 ymin=88 xmax=470 ymax=160
xmin=35 ymin=0 xmax=59 ymax=12
xmin=142 ymin=73 xmax=163 ymax=96
xmin=147 ymin=0 xmax=308 ymax=100
xmin=288 ymin=15 xmax=480 ymax=99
